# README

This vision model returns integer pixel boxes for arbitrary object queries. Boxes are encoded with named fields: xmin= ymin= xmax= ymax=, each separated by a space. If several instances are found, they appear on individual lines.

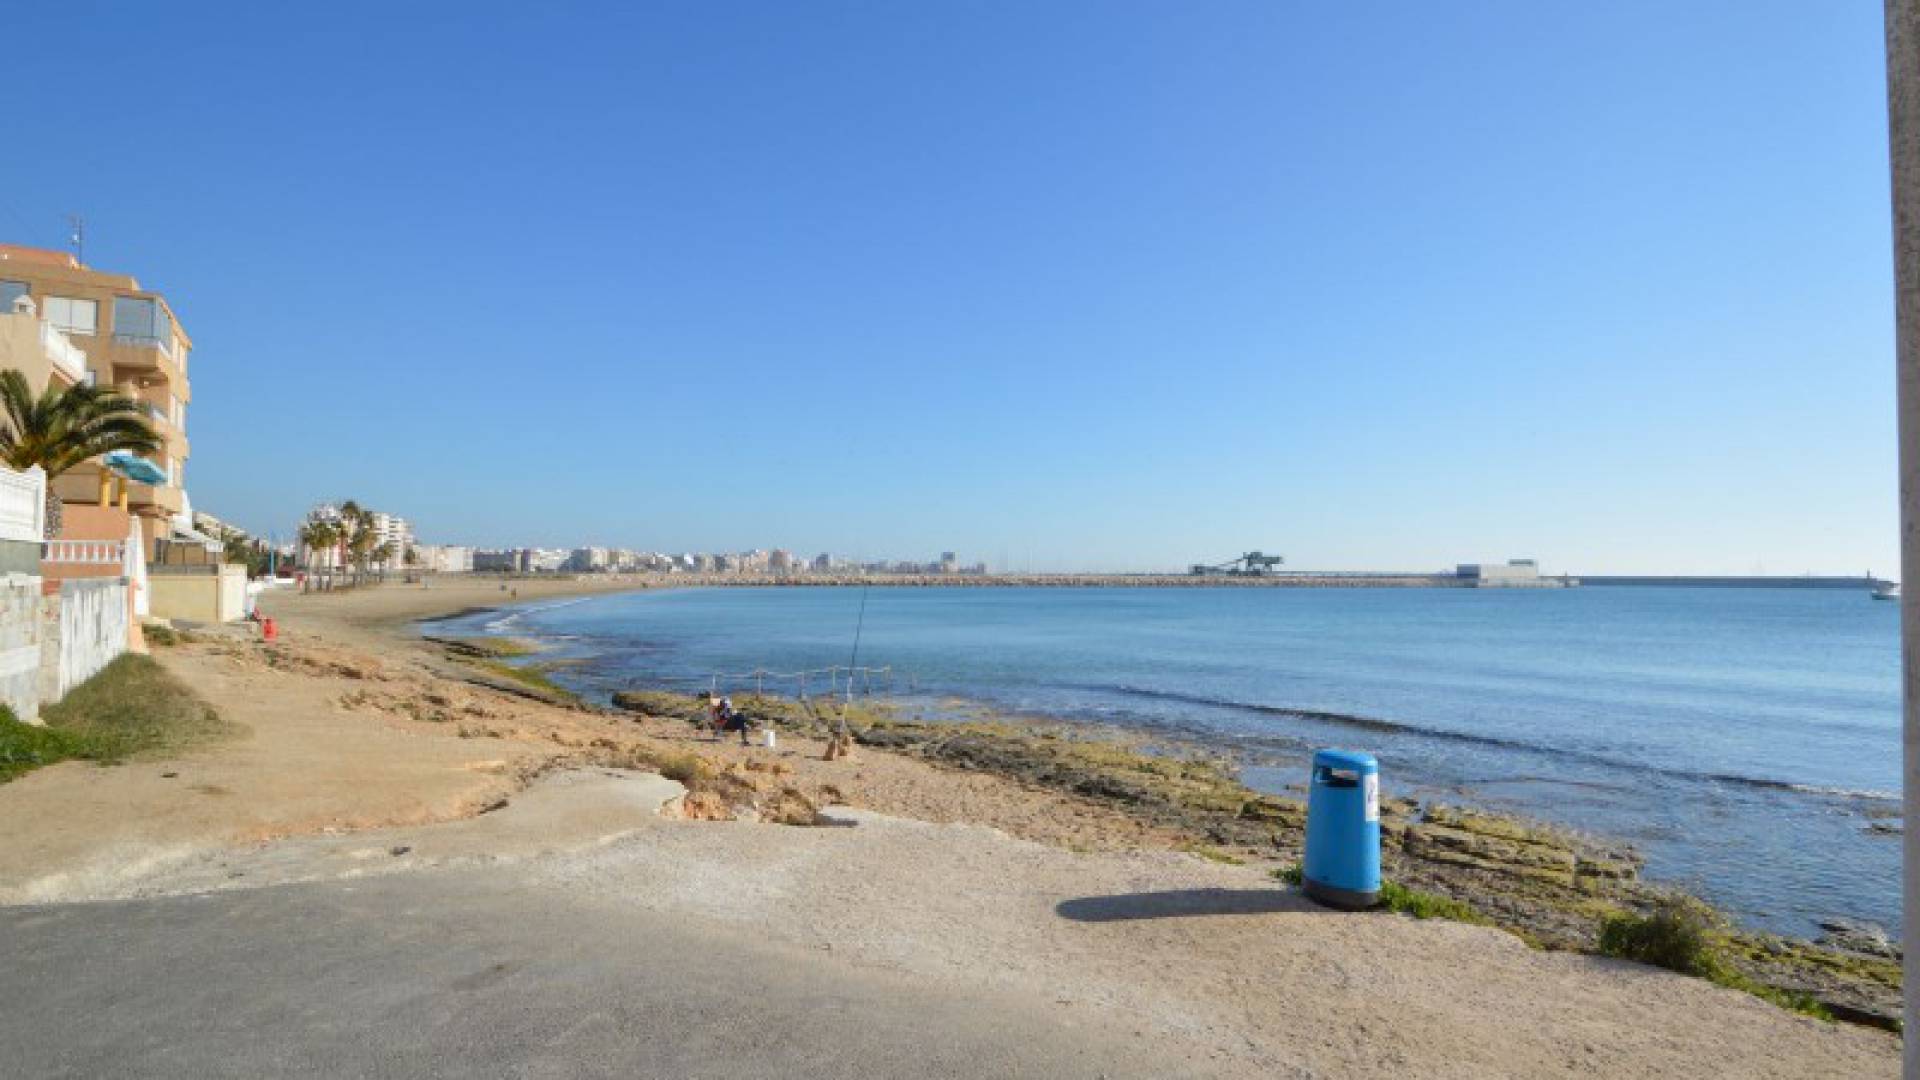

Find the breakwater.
xmin=502 ymin=571 xmax=1492 ymax=588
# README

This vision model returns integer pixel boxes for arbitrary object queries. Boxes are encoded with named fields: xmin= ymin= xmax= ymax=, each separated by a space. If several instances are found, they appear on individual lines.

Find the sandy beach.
xmin=0 ymin=578 xmax=1900 ymax=1077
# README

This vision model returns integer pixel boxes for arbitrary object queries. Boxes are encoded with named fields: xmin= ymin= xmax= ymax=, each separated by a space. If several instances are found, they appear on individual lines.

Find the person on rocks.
xmin=717 ymin=697 xmax=752 ymax=746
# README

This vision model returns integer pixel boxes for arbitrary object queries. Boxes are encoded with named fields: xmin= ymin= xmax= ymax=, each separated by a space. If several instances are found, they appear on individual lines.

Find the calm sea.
xmin=436 ymin=585 xmax=1902 ymax=939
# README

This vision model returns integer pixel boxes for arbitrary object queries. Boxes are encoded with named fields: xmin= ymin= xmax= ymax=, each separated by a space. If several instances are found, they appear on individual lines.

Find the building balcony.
xmin=137 ymin=404 xmax=189 ymax=460
xmin=124 ymin=481 xmax=183 ymax=516
xmin=39 ymin=322 xmax=87 ymax=385
xmin=51 ymin=467 xmax=184 ymax=518
xmin=102 ymin=335 xmax=188 ymax=400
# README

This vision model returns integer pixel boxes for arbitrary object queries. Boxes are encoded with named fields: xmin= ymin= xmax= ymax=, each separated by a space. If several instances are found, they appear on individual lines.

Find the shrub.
xmin=651 ymin=751 xmax=712 ymax=787
xmin=1597 ymin=897 xmax=1833 ymax=1022
xmin=1597 ymin=896 xmax=1723 ymax=977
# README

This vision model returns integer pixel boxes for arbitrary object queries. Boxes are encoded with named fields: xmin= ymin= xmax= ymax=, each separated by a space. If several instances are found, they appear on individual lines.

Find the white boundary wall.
xmin=47 ymin=577 xmax=128 ymax=701
xmin=0 ymin=465 xmax=44 ymax=544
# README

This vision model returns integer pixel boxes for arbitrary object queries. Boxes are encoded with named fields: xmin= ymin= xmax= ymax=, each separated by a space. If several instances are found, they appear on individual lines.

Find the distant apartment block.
xmin=414 ymin=544 xmax=473 ymax=573
xmin=472 ymin=548 xmax=527 ymax=573
xmin=369 ymin=511 xmax=413 ymax=570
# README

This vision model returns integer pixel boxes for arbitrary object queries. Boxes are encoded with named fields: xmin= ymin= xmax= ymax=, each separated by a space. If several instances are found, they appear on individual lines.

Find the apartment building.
xmin=370 ymin=511 xmax=413 ymax=570
xmin=0 ymin=291 xmax=89 ymax=396
xmin=0 ymin=245 xmax=192 ymax=545
xmin=413 ymin=544 xmax=474 ymax=573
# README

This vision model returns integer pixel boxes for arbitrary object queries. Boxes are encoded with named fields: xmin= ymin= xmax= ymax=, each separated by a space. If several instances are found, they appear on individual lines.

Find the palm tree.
xmin=0 ymin=370 xmax=161 ymax=538
xmin=222 ymin=532 xmax=252 ymax=568
xmin=335 ymin=500 xmax=378 ymax=573
xmin=298 ymin=520 xmax=339 ymax=571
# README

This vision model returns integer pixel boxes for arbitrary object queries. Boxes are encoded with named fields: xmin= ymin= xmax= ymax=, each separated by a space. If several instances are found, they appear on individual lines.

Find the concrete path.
xmin=3 ymin=870 xmax=1184 ymax=1080
xmin=3 ymin=770 xmax=1897 ymax=1078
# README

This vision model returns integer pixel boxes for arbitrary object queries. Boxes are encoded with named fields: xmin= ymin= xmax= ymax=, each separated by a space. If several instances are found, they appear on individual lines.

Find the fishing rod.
xmin=835 ymin=581 xmax=871 ymax=746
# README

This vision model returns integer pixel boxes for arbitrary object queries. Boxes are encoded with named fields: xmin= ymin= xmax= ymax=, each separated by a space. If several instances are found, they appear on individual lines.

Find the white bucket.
xmin=763 ymin=729 xmax=778 ymax=749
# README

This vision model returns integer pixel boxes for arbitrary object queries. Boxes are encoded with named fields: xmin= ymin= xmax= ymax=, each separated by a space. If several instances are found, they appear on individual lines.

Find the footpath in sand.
xmin=0 ymin=579 xmax=1900 ymax=1078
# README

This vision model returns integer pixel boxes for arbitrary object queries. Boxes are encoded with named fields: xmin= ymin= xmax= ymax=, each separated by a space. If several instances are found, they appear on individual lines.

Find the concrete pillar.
xmin=115 ymin=479 xmax=128 ymax=512
xmin=95 ymin=469 xmax=109 ymax=507
xmin=1887 ymin=0 xmax=1919 ymax=1065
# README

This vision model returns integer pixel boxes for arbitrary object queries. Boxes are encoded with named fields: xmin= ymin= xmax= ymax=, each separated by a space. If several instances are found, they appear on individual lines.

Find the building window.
xmin=112 ymin=296 xmax=172 ymax=351
xmin=0 ymin=280 xmax=25 ymax=311
xmin=44 ymin=296 xmax=97 ymax=336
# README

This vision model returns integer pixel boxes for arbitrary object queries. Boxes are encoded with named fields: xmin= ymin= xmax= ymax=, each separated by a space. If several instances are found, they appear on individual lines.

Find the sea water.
xmin=440 ymin=585 xmax=1901 ymax=939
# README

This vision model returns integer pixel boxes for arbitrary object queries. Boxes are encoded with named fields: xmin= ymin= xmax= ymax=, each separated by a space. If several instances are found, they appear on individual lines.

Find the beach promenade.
xmin=0 ymin=579 xmax=1898 ymax=1077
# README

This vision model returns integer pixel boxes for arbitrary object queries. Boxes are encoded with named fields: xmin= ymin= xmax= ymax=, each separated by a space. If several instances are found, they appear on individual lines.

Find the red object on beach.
xmin=262 ymin=618 xmax=277 ymax=642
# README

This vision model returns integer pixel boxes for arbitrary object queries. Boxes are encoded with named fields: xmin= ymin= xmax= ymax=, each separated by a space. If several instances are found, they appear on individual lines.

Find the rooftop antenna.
xmin=66 ymin=215 xmax=84 ymax=265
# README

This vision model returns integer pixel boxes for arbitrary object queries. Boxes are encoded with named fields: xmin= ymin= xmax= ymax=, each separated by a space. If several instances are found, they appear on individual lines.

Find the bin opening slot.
xmin=1316 ymin=766 xmax=1361 ymax=787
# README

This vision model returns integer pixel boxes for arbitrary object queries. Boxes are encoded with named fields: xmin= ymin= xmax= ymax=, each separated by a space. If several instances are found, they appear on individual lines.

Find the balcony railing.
xmin=112 ymin=332 xmax=174 ymax=358
xmin=39 ymin=322 xmax=88 ymax=383
xmin=43 ymin=539 xmax=125 ymax=566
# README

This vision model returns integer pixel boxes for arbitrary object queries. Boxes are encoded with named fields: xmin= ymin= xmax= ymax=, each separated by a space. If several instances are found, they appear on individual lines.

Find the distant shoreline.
xmin=445 ymin=570 xmax=1882 ymax=590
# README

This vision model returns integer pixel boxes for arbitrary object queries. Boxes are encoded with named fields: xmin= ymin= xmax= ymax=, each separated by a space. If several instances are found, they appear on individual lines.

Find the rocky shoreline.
xmin=606 ymin=685 xmax=1901 ymax=1030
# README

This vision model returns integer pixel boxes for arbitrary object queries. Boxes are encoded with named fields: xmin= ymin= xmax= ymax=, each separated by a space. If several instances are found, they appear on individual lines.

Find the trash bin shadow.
xmin=1055 ymin=887 xmax=1324 ymax=923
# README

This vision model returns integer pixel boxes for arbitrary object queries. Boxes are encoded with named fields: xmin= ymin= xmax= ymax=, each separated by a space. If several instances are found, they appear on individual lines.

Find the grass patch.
xmin=1597 ymin=897 xmax=1834 ymax=1022
xmin=0 ymin=707 xmax=100 ymax=781
xmin=143 ymin=623 xmax=180 ymax=647
xmin=42 ymin=654 xmax=231 ymax=759
xmin=1273 ymin=864 xmax=1490 ymax=926
xmin=1379 ymin=881 xmax=1492 ymax=925
xmin=1 ymin=655 xmax=230 ymax=781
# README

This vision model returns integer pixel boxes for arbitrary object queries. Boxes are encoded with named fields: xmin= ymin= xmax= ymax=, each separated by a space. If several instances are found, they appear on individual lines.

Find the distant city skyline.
xmin=0 ymin=3 xmax=1898 ymax=576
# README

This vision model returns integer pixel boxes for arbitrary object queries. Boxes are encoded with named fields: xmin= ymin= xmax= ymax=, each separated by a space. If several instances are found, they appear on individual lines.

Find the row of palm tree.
xmin=0 ymin=370 xmax=161 ymax=537
xmin=297 ymin=500 xmax=400 ymax=575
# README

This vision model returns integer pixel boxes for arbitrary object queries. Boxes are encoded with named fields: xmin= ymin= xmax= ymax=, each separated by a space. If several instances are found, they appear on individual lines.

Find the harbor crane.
xmin=1189 ymin=551 xmax=1286 ymax=576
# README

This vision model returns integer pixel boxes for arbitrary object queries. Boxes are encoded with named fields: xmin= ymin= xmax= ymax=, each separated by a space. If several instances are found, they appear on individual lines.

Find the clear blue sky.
xmin=0 ymin=2 xmax=1896 ymax=574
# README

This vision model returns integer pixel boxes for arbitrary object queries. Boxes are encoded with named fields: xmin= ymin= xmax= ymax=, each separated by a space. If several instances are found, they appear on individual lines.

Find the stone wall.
xmin=0 ymin=574 xmax=130 ymax=724
xmin=0 ymin=573 xmax=44 ymax=721
xmin=0 ymin=538 xmax=39 ymax=577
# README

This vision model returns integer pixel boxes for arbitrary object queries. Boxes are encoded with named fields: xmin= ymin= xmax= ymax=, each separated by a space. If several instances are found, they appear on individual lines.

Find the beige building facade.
xmin=0 ymin=244 xmax=193 ymax=546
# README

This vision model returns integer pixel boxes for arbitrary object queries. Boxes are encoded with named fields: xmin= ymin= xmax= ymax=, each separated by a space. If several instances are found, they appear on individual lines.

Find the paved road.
xmin=3 ymin=869 xmax=1189 ymax=1079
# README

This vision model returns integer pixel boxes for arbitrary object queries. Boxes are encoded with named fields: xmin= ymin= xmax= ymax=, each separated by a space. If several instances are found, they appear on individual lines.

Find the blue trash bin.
xmin=1302 ymin=749 xmax=1380 ymax=910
